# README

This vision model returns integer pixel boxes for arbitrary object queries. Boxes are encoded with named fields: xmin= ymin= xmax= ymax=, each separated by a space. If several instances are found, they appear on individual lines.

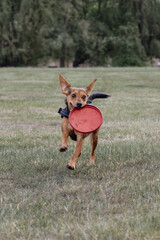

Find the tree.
xmin=0 ymin=0 xmax=160 ymax=67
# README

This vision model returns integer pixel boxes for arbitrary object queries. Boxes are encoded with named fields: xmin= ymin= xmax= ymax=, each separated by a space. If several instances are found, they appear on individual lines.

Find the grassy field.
xmin=0 ymin=67 xmax=160 ymax=240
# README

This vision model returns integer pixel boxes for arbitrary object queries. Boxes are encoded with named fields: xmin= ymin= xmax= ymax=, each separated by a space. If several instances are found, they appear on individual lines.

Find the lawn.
xmin=0 ymin=67 xmax=160 ymax=240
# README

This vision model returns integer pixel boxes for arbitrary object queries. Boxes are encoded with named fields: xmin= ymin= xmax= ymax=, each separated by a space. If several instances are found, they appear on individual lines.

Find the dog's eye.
xmin=82 ymin=95 xmax=86 ymax=100
xmin=71 ymin=94 xmax=76 ymax=98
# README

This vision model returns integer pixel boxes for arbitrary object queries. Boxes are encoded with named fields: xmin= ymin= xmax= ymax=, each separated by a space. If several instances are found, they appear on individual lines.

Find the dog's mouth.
xmin=70 ymin=102 xmax=84 ymax=109
xmin=70 ymin=102 xmax=74 ymax=109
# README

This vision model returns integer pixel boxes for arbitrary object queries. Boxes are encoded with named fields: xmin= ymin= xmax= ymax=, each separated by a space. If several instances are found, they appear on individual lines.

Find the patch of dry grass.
xmin=0 ymin=67 xmax=160 ymax=239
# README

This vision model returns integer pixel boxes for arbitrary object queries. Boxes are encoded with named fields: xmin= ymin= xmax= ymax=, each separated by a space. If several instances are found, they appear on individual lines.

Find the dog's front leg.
xmin=67 ymin=134 xmax=84 ymax=170
xmin=60 ymin=118 xmax=69 ymax=152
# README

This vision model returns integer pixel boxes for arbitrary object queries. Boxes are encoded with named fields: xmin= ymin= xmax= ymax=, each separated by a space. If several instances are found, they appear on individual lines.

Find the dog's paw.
xmin=89 ymin=159 xmax=95 ymax=165
xmin=67 ymin=164 xmax=75 ymax=170
xmin=59 ymin=147 xmax=67 ymax=152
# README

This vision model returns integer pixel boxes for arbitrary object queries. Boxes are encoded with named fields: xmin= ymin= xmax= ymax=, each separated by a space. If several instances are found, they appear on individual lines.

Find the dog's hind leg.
xmin=89 ymin=129 xmax=99 ymax=165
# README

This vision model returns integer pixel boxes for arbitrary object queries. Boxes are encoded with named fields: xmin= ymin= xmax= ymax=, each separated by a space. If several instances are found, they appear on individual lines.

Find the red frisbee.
xmin=69 ymin=105 xmax=103 ymax=133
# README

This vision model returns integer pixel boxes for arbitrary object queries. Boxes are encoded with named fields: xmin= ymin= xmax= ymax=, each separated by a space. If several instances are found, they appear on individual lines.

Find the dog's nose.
xmin=76 ymin=102 xmax=82 ymax=108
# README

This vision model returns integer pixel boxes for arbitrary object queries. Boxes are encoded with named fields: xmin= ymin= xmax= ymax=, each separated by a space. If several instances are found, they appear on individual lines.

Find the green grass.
xmin=0 ymin=67 xmax=160 ymax=240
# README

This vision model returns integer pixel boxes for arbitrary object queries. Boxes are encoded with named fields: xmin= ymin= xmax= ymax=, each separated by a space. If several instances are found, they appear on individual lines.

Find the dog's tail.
xmin=87 ymin=93 xmax=111 ymax=104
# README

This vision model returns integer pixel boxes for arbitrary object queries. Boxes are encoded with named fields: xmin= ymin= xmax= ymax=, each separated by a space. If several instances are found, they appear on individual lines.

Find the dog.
xmin=59 ymin=74 xmax=102 ymax=170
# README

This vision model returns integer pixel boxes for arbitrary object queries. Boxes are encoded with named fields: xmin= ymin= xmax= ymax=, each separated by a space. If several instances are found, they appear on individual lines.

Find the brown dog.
xmin=59 ymin=74 xmax=99 ymax=170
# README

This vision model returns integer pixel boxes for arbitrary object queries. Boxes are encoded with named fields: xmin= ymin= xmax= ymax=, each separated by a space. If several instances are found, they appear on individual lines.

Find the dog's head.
xmin=59 ymin=74 xmax=97 ymax=110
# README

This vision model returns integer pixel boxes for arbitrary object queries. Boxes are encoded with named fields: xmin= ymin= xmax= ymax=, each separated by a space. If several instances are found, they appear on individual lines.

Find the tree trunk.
xmin=60 ymin=42 xmax=66 ymax=67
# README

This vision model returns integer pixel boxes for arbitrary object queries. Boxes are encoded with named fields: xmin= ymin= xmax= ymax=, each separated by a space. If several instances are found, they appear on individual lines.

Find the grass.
xmin=0 ymin=67 xmax=160 ymax=240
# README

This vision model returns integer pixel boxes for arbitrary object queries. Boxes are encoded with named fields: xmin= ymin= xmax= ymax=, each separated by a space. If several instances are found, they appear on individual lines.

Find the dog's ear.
xmin=85 ymin=79 xmax=97 ymax=95
xmin=59 ymin=74 xmax=71 ymax=95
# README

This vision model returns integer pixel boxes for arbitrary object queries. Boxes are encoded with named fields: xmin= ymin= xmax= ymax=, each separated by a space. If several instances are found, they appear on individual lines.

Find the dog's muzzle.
xmin=76 ymin=102 xmax=82 ymax=109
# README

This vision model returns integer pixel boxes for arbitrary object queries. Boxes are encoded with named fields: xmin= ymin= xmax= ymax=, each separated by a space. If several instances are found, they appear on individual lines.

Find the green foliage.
xmin=110 ymin=25 xmax=147 ymax=66
xmin=0 ymin=0 xmax=160 ymax=66
xmin=150 ymin=39 xmax=160 ymax=58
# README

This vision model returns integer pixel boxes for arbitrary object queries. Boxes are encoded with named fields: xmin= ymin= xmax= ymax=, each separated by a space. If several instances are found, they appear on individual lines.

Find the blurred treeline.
xmin=0 ymin=0 xmax=160 ymax=67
